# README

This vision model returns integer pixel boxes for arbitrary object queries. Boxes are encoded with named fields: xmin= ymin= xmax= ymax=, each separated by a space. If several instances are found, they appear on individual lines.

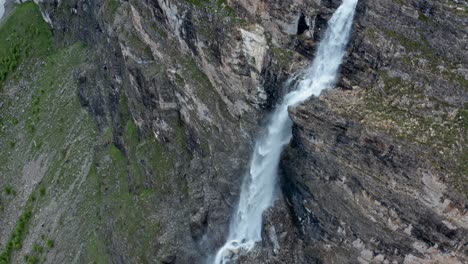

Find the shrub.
xmin=39 ymin=186 xmax=46 ymax=197
xmin=32 ymin=244 xmax=43 ymax=253
xmin=0 ymin=209 xmax=33 ymax=262
xmin=4 ymin=187 xmax=15 ymax=195
xmin=46 ymin=240 xmax=54 ymax=249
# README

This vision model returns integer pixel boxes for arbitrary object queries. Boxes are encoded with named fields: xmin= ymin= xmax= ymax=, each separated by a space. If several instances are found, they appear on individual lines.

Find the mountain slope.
xmin=0 ymin=0 xmax=467 ymax=263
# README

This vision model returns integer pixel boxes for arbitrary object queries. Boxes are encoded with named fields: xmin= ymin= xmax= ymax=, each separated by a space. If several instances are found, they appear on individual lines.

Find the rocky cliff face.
xmin=0 ymin=0 xmax=466 ymax=263
xmin=282 ymin=0 xmax=468 ymax=263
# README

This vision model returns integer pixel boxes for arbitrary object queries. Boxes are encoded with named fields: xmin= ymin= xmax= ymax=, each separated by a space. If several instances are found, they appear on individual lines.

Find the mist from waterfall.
xmin=213 ymin=0 xmax=358 ymax=263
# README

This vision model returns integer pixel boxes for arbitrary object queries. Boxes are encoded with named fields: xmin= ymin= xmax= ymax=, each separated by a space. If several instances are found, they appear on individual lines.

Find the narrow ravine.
xmin=213 ymin=0 xmax=359 ymax=263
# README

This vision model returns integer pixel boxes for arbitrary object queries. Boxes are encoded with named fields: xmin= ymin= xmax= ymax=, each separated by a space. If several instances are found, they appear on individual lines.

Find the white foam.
xmin=213 ymin=0 xmax=359 ymax=263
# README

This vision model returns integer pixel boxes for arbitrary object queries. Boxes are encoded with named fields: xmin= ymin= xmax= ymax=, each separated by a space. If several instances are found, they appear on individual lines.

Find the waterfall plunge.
xmin=213 ymin=0 xmax=358 ymax=263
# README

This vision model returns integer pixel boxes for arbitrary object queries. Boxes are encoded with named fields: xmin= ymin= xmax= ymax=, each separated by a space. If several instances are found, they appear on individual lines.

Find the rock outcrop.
xmin=283 ymin=99 xmax=467 ymax=263
xmin=281 ymin=0 xmax=468 ymax=263
xmin=0 ymin=0 xmax=466 ymax=263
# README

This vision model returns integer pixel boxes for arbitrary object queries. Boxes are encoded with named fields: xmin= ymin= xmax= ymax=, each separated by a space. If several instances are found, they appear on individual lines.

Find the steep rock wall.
xmin=0 ymin=0 xmax=327 ymax=263
xmin=0 ymin=0 xmax=467 ymax=263
xmin=282 ymin=0 xmax=468 ymax=263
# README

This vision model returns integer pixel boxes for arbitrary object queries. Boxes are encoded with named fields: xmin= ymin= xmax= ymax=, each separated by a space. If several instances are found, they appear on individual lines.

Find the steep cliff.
xmin=0 ymin=0 xmax=466 ymax=264
xmin=0 ymin=0 xmax=309 ymax=262
xmin=282 ymin=0 xmax=468 ymax=263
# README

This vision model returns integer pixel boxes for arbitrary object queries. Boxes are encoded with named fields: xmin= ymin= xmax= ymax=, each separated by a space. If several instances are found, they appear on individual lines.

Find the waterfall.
xmin=0 ymin=0 xmax=5 ymax=21
xmin=213 ymin=0 xmax=358 ymax=263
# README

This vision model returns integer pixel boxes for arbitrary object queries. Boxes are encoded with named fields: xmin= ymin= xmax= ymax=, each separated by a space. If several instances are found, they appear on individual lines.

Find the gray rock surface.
xmin=0 ymin=0 xmax=467 ymax=263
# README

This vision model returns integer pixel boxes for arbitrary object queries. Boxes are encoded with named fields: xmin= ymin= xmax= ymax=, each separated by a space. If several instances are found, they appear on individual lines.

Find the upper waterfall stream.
xmin=213 ymin=0 xmax=358 ymax=263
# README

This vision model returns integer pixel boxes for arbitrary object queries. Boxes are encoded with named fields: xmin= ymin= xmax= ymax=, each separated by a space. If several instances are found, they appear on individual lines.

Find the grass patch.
xmin=23 ymin=255 xmax=39 ymax=264
xmin=356 ymin=71 xmax=468 ymax=196
xmin=384 ymin=29 xmax=437 ymax=66
xmin=185 ymin=0 xmax=210 ymax=7
xmin=271 ymin=47 xmax=295 ymax=68
xmin=39 ymin=186 xmax=46 ymax=197
xmin=4 ymin=187 xmax=16 ymax=196
xmin=109 ymin=144 xmax=126 ymax=164
xmin=395 ymin=0 xmax=405 ymax=5
xmin=32 ymin=244 xmax=43 ymax=254
xmin=125 ymin=120 xmax=139 ymax=145
xmin=138 ymin=139 xmax=175 ymax=182
xmin=46 ymin=240 xmax=54 ymax=249
xmin=0 ymin=3 xmax=107 ymax=264
xmin=0 ymin=2 xmax=52 ymax=85
xmin=0 ymin=209 xmax=33 ymax=263
xmin=106 ymin=0 xmax=120 ymax=16
xmin=185 ymin=0 xmax=236 ymax=18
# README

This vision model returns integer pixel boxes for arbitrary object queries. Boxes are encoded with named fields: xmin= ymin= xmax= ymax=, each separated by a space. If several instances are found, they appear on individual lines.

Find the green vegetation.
xmin=0 ymin=183 xmax=59 ymax=264
xmin=125 ymin=120 xmax=139 ymax=144
xmin=23 ymin=255 xmax=39 ymax=264
xmin=46 ymin=240 xmax=54 ymax=249
xmin=109 ymin=144 xmax=126 ymax=164
xmin=0 ymin=0 xmax=177 ymax=262
xmin=180 ymin=56 xmax=232 ymax=124
xmin=70 ymin=86 xmax=181 ymax=261
xmin=185 ymin=0 xmax=236 ymax=18
xmin=106 ymin=0 xmax=120 ymax=16
xmin=271 ymin=47 xmax=295 ymax=68
xmin=80 ymin=136 xmax=168 ymax=262
xmin=85 ymin=232 xmax=109 ymax=264
xmin=22 ymin=236 xmax=53 ymax=263
xmin=0 ymin=1 xmax=228 ymax=262
xmin=185 ymin=0 xmax=210 ymax=7
xmin=4 ymin=187 xmax=15 ymax=196
xmin=0 ymin=3 xmax=99 ymax=263
xmin=355 ymin=68 xmax=468 ymax=195
xmin=39 ymin=186 xmax=46 ymax=197
xmin=0 ymin=2 xmax=52 ymax=84
xmin=444 ymin=70 xmax=468 ymax=91
xmin=340 ymin=24 xmax=468 ymax=194
xmin=385 ymin=29 xmax=468 ymax=89
xmin=124 ymin=30 xmax=154 ymax=60
xmin=0 ymin=210 xmax=33 ymax=263
xmin=378 ymin=71 xmax=408 ymax=94
xmin=182 ymin=57 xmax=213 ymax=92
xmin=384 ymin=29 xmax=435 ymax=61
xmin=395 ymin=0 xmax=405 ymax=5
xmin=32 ymin=244 xmax=43 ymax=254
xmin=214 ymin=0 xmax=236 ymax=17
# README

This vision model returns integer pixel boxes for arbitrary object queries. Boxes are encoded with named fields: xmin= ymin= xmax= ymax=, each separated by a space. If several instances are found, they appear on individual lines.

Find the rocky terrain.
xmin=0 ymin=0 xmax=466 ymax=263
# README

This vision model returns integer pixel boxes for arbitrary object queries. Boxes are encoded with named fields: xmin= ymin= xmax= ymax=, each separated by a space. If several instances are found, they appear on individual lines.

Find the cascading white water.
xmin=0 ymin=0 xmax=6 ymax=21
xmin=213 ymin=0 xmax=358 ymax=263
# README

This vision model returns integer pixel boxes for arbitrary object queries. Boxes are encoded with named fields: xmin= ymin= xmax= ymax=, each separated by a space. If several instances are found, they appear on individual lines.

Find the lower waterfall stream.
xmin=213 ymin=0 xmax=359 ymax=263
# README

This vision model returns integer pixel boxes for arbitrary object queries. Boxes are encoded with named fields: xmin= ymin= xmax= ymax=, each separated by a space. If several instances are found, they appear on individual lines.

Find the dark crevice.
xmin=297 ymin=13 xmax=310 ymax=35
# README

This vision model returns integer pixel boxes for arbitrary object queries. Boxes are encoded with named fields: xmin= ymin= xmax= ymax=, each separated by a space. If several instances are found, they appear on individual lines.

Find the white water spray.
xmin=213 ymin=0 xmax=358 ymax=263
xmin=0 ymin=0 xmax=6 ymax=21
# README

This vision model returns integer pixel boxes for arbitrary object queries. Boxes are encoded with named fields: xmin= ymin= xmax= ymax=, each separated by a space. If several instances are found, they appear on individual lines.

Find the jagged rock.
xmin=282 ymin=98 xmax=468 ymax=263
xmin=0 ymin=0 xmax=466 ymax=263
